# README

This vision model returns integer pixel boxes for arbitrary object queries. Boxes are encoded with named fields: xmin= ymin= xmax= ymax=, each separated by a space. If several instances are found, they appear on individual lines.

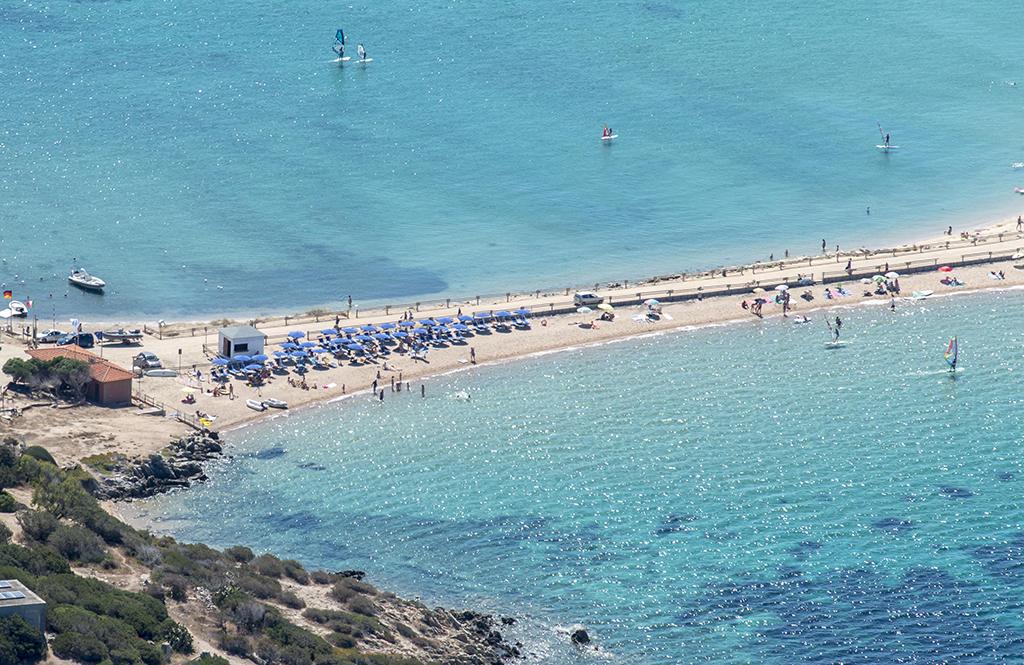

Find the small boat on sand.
xmin=246 ymin=399 xmax=267 ymax=412
xmin=68 ymin=268 xmax=106 ymax=292
xmin=263 ymin=398 xmax=288 ymax=409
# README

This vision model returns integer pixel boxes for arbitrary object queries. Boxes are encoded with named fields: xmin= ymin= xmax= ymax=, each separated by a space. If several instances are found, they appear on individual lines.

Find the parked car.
xmin=573 ymin=291 xmax=604 ymax=306
xmin=132 ymin=352 xmax=162 ymax=369
xmin=35 ymin=329 xmax=65 ymax=344
xmin=56 ymin=332 xmax=95 ymax=349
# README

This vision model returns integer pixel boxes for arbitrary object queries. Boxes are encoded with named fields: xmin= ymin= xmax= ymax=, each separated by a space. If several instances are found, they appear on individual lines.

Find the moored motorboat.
xmin=246 ymin=399 xmax=267 ymax=412
xmin=263 ymin=398 xmax=288 ymax=409
xmin=68 ymin=268 xmax=106 ymax=292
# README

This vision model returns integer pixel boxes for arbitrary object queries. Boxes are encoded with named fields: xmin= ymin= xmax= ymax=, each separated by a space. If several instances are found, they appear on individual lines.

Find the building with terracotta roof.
xmin=25 ymin=346 xmax=133 ymax=406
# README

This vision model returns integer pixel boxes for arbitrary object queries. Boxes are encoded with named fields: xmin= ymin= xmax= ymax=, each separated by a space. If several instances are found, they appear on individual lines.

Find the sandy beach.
xmin=2 ymin=216 xmax=1023 ymax=467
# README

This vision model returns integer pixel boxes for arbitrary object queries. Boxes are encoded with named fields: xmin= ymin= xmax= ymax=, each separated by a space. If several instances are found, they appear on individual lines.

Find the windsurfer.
xmin=357 ymin=44 xmax=367 ymax=61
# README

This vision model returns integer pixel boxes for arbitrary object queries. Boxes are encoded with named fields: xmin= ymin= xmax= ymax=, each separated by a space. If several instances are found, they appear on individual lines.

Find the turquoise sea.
xmin=3 ymin=1 xmax=1024 ymax=318
xmin=132 ymin=288 xmax=1024 ymax=663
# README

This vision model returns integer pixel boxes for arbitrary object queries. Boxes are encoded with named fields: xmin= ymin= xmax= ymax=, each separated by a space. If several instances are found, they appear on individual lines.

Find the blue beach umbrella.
xmin=413 ymin=328 xmax=429 ymax=336
xmin=211 ymin=357 xmax=229 ymax=366
xmin=300 ymin=341 xmax=317 ymax=348
xmin=315 ymin=347 xmax=333 ymax=354
xmin=290 ymin=351 xmax=309 ymax=359
xmin=273 ymin=351 xmax=288 ymax=358
xmin=280 ymin=341 xmax=298 ymax=349
xmin=251 ymin=354 xmax=268 ymax=362
xmin=320 ymin=328 xmax=336 ymax=335
xmin=399 ymin=320 xmax=417 ymax=328
xmin=419 ymin=319 xmax=436 ymax=326
xmin=380 ymin=322 xmax=397 ymax=330
xmin=393 ymin=331 xmax=410 ymax=339
xmin=458 ymin=314 xmax=474 ymax=322
xmin=453 ymin=323 xmax=470 ymax=331
xmin=346 ymin=343 xmax=365 ymax=352
xmin=353 ymin=334 xmax=372 ymax=342
xmin=342 ymin=326 xmax=359 ymax=334
xmin=244 ymin=364 xmax=263 ymax=371
xmin=360 ymin=324 xmax=377 ymax=332
xmin=233 ymin=355 xmax=252 ymax=363
xmin=437 ymin=316 xmax=454 ymax=324
xmin=496 ymin=310 xmax=512 ymax=318
xmin=473 ymin=312 xmax=491 ymax=320
xmin=287 ymin=331 xmax=305 ymax=339
xmin=373 ymin=333 xmax=390 ymax=341
xmin=515 ymin=308 xmax=530 ymax=316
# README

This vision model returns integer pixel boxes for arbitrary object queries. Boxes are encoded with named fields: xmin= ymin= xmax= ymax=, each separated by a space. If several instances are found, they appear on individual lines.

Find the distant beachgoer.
xmin=420 ymin=384 xmax=425 ymax=398
xmin=835 ymin=316 xmax=842 ymax=332
xmin=741 ymin=300 xmax=749 ymax=310
xmin=866 ymin=207 xmax=870 ymax=215
xmin=1018 ymin=217 xmax=1023 ymax=231
xmin=890 ymin=297 xmax=896 ymax=312
xmin=822 ymin=239 xmax=827 ymax=253
xmin=947 ymin=225 xmax=953 ymax=235
xmin=379 ymin=390 xmax=384 ymax=402
xmin=845 ymin=259 xmax=852 ymax=272
xmin=228 ymin=384 xmax=234 ymax=400
xmin=470 ymin=347 xmax=476 ymax=364
xmin=884 ymin=133 xmax=890 ymax=147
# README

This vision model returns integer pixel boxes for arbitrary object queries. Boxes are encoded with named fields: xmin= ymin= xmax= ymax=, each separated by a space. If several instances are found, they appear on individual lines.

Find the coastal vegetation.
xmin=1 ymin=357 xmax=91 ymax=399
xmin=0 ymin=438 xmax=515 ymax=665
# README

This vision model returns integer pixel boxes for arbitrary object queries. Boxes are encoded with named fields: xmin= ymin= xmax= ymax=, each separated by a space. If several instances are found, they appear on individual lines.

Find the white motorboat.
xmin=68 ymin=268 xmax=106 ymax=292
xmin=246 ymin=399 xmax=267 ymax=412
xmin=263 ymin=398 xmax=288 ymax=409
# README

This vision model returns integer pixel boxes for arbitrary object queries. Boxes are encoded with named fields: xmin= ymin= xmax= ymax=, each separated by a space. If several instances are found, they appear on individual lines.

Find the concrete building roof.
xmin=0 ymin=580 xmax=45 ymax=608
xmin=26 ymin=346 xmax=134 ymax=384
xmin=219 ymin=325 xmax=264 ymax=339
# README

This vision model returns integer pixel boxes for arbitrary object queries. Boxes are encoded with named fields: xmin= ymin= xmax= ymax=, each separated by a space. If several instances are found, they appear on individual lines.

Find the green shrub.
xmin=21 ymin=447 xmax=55 ymax=466
xmin=278 ymin=590 xmax=305 ymax=609
xmin=349 ymin=596 xmax=377 ymax=617
xmin=282 ymin=559 xmax=309 ymax=584
xmin=47 ymin=524 xmax=107 ymax=564
xmin=161 ymin=619 xmax=194 ymax=654
xmin=0 ymin=524 xmax=10 ymax=545
xmin=310 ymin=570 xmax=334 ymax=585
xmin=17 ymin=511 xmax=57 ymax=542
xmin=51 ymin=631 xmax=108 ymax=663
xmin=0 ymin=543 xmax=70 ymax=576
xmin=224 ymin=545 xmax=254 ymax=563
xmin=0 ymin=615 xmax=47 ymax=664
xmin=238 ymin=574 xmax=281 ymax=600
xmin=37 ymin=575 xmax=168 ymax=640
xmin=162 ymin=574 xmax=188 ymax=602
xmin=252 ymin=554 xmax=285 ymax=578
xmin=217 ymin=632 xmax=251 ymax=657
xmin=0 ymin=492 xmax=18 ymax=513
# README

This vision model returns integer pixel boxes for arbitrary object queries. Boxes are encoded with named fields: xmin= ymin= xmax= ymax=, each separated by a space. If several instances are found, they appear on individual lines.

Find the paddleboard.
xmin=1015 ymin=187 xmax=1024 ymax=195
xmin=875 ymin=145 xmax=900 ymax=150
xmin=357 ymin=58 xmax=373 ymax=63
xmin=144 ymin=369 xmax=178 ymax=377
xmin=601 ymin=134 xmax=619 ymax=141
xmin=1012 ymin=162 xmax=1024 ymax=169
xmin=824 ymin=340 xmax=849 ymax=349
xmin=330 ymin=57 xmax=351 ymax=63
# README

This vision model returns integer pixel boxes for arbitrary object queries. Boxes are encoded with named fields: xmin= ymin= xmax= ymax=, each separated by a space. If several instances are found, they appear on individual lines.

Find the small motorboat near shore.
xmin=246 ymin=399 xmax=267 ymax=412
xmin=96 ymin=329 xmax=143 ymax=344
xmin=263 ymin=398 xmax=288 ymax=409
xmin=68 ymin=268 xmax=106 ymax=292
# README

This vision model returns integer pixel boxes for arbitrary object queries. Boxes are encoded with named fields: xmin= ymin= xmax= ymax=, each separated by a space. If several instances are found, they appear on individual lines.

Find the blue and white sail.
xmin=335 ymin=29 xmax=345 ymax=45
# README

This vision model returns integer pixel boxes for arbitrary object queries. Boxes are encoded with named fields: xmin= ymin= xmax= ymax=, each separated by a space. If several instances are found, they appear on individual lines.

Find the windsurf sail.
xmin=336 ymin=29 xmax=345 ymax=44
xmin=944 ymin=336 xmax=958 ymax=370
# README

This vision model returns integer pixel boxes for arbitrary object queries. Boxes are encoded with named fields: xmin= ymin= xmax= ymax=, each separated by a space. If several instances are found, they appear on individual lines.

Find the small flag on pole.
xmin=2 ymin=291 xmax=11 ymax=300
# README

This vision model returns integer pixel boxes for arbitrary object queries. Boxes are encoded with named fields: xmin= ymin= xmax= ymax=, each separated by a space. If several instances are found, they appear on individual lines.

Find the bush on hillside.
xmin=0 ymin=492 xmax=19 ymax=513
xmin=252 ymin=554 xmax=285 ymax=578
xmin=224 ymin=545 xmax=254 ymax=563
xmin=0 ymin=615 xmax=47 ymax=664
xmin=17 ymin=511 xmax=57 ymax=542
xmin=282 ymin=559 xmax=309 ymax=585
xmin=51 ymin=631 xmax=107 ymax=664
xmin=21 ymin=446 xmax=55 ymax=466
xmin=190 ymin=654 xmax=230 ymax=665
xmin=47 ymin=524 xmax=107 ymax=564
xmin=0 ymin=524 xmax=10 ymax=545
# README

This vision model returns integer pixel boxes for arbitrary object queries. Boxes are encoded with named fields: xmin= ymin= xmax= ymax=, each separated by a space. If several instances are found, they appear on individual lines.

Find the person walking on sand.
xmin=228 ymin=383 xmax=234 ymax=400
xmin=470 ymin=347 xmax=476 ymax=364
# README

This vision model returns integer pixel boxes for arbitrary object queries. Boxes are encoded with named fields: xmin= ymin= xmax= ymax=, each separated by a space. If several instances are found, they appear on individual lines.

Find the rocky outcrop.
xmin=92 ymin=432 xmax=223 ymax=500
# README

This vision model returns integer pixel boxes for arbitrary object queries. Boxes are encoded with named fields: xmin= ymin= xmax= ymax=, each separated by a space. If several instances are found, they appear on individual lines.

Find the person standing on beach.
xmin=822 ymin=239 xmax=827 ymax=253
xmin=470 ymin=347 xmax=476 ymax=364
xmin=1018 ymin=216 xmax=1022 ymax=231
xmin=845 ymin=259 xmax=852 ymax=273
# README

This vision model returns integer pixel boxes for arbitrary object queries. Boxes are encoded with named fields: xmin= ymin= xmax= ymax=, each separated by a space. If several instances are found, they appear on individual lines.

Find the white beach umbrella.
xmin=885 ymin=271 xmax=900 ymax=279
xmin=577 ymin=306 xmax=593 ymax=314
xmin=644 ymin=298 xmax=660 ymax=306
xmin=774 ymin=285 xmax=789 ymax=291
xmin=752 ymin=287 xmax=765 ymax=294
xmin=859 ymin=277 xmax=873 ymax=284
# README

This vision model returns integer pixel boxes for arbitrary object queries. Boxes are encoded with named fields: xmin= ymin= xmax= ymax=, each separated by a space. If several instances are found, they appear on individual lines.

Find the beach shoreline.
xmin=4 ymin=216 xmax=1024 ymax=471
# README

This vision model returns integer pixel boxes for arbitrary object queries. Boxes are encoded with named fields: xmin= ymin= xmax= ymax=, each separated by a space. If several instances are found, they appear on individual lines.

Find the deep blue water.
xmin=3 ymin=1 xmax=1024 ymax=318
xmin=131 ymin=289 xmax=1024 ymax=662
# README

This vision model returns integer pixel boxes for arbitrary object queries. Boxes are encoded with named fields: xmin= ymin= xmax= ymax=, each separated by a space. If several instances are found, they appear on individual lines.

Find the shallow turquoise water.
xmin=3 ymin=2 xmax=1024 ymax=317
xmin=133 ymin=289 xmax=1024 ymax=662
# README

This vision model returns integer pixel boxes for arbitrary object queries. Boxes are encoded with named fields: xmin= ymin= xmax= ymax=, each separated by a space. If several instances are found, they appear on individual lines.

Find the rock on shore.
xmin=92 ymin=431 xmax=223 ymax=500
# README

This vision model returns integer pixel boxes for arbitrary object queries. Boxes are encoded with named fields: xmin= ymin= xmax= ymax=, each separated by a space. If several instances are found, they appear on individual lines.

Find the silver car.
xmin=133 ymin=352 xmax=162 ymax=369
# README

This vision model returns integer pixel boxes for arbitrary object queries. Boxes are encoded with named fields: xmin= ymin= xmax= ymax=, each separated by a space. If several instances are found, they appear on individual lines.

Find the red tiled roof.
xmin=26 ymin=346 xmax=134 ymax=383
